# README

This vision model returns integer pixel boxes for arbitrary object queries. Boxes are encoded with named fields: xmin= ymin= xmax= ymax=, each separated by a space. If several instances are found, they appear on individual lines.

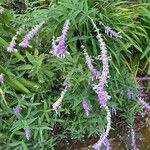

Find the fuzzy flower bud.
xmin=0 ymin=74 xmax=4 ymax=84
xmin=24 ymin=128 xmax=30 ymax=140
xmin=7 ymin=28 xmax=23 ymax=52
xmin=0 ymin=6 xmax=4 ymax=15
xmin=7 ymin=35 xmax=18 ymax=52
xmin=19 ymin=21 xmax=44 ymax=48
xmin=13 ymin=105 xmax=22 ymax=113
xmin=82 ymin=100 xmax=91 ymax=116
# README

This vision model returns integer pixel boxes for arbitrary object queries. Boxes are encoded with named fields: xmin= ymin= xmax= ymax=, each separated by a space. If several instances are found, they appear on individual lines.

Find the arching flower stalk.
xmin=89 ymin=16 xmax=110 ymax=107
xmin=7 ymin=28 xmax=22 ymax=52
xmin=50 ymin=19 xmax=70 ymax=58
xmin=0 ymin=74 xmax=4 ymax=84
xmin=82 ymin=45 xmax=101 ymax=79
xmin=92 ymin=106 xmax=111 ymax=150
xmin=52 ymin=79 xmax=70 ymax=113
xmin=131 ymin=127 xmax=137 ymax=150
xmin=19 ymin=21 xmax=44 ymax=48
xmin=88 ymin=16 xmax=111 ymax=150
xmin=82 ymin=100 xmax=91 ymax=116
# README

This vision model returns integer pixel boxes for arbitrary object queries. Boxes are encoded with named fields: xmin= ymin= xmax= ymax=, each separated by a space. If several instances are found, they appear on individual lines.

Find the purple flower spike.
xmin=13 ymin=105 xmax=22 ymax=113
xmin=0 ymin=74 xmax=4 ymax=84
xmin=50 ymin=20 xmax=70 ymax=58
xmin=82 ymin=100 xmax=91 ymax=116
xmin=25 ymin=128 xmax=30 ymax=141
xmin=19 ymin=21 xmax=44 ymax=48
xmin=105 ymin=26 xmax=122 ymax=38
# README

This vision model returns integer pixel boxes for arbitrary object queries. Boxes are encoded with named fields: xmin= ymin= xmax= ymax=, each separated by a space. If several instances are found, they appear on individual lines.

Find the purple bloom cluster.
xmin=51 ymin=20 xmax=70 ymax=58
xmin=0 ymin=74 xmax=4 ymax=84
xmin=13 ymin=105 xmax=22 ymax=113
xmin=19 ymin=21 xmax=44 ymax=48
xmin=82 ymin=100 xmax=91 ymax=116
xmin=105 ymin=26 xmax=122 ymax=38
xmin=24 ymin=127 xmax=30 ymax=141
xmin=82 ymin=45 xmax=101 ymax=79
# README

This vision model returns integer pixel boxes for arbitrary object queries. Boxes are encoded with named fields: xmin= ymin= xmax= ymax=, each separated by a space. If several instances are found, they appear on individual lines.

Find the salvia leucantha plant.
xmin=0 ymin=1 xmax=150 ymax=149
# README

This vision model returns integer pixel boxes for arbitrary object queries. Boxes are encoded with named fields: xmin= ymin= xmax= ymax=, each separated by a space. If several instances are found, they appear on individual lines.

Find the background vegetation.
xmin=0 ymin=0 xmax=149 ymax=149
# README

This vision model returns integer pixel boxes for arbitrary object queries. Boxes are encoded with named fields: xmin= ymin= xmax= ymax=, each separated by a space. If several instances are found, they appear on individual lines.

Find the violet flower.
xmin=0 ymin=74 xmax=4 ymax=84
xmin=82 ymin=45 xmax=101 ymax=79
xmin=136 ymin=85 xmax=145 ymax=90
xmin=24 ymin=127 xmax=30 ymax=140
xmin=105 ymin=26 xmax=122 ymax=38
xmin=51 ymin=20 xmax=70 ymax=58
xmin=13 ymin=105 xmax=22 ymax=113
xmin=136 ymin=97 xmax=150 ymax=110
xmin=82 ymin=100 xmax=91 ymax=116
xmin=19 ymin=21 xmax=44 ymax=48
xmin=131 ymin=128 xmax=137 ymax=150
